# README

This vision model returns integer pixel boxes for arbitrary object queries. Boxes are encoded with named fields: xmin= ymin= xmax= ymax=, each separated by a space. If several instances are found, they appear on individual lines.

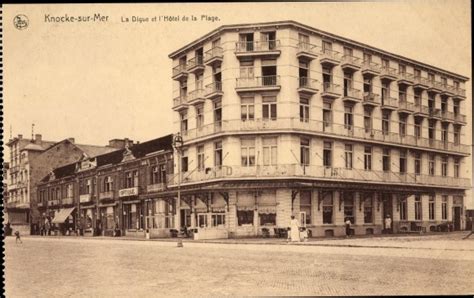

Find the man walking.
xmin=14 ymin=231 xmax=23 ymax=244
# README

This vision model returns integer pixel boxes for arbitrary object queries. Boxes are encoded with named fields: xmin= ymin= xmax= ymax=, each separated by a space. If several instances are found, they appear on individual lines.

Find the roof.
xmin=39 ymin=134 xmax=174 ymax=183
xmin=169 ymin=20 xmax=469 ymax=81
xmin=74 ymin=144 xmax=117 ymax=158
xmin=23 ymin=143 xmax=46 ymax=151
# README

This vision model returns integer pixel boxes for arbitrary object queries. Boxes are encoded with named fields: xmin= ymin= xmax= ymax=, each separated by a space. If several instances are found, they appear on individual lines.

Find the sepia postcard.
xmin=2 ymin=2 xmax=473 ymax=297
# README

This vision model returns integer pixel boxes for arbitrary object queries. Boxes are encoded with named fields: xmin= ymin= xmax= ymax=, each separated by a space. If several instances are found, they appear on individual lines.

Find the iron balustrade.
xmin=320 ymin=48 xmax=341 ymax=62
xmin=186 ymin=56 xmax=204 ymax=70
xmin=299 ymin=77 xmax=319 ymax=89
xmin=236 ymin=75 xmax=280 ymax=88
xmin=172 ymin=64 xmax=187 ymax=77
xmin=235 ymin=40 xmax=281 ymax=52
xmin=363 ymin=92 xmax=380 ymax=104
xmin=341 ymin=55 xmax=362 ymax=67
xmin=322 ymin=82 xmax=342 ymax=94
xmin=204 ymin=47 xmax=223 ymax=62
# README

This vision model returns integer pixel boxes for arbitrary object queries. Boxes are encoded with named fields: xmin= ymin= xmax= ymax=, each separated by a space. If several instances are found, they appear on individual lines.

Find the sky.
xmin=3 ymin=1 xmax=472 ymax=156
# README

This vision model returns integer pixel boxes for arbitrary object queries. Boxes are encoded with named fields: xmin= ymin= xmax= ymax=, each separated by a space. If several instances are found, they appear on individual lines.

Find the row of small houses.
xmin=36 ymin=134 xmax=177 ymax=238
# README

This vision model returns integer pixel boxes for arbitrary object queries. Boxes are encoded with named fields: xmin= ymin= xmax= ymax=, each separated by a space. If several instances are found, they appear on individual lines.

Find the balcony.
xmin=321 ymin=83 xmax=342 ymax=99
xmin=205 ymin=82 xmax=223 ymax=99
xmin=172 ymin=95 xmax=188 ymax=111
xmin=340 ymin=55 xmax=362 ymax=72
xmin=452 ymin=87 xmax=466 ymax=100
xmin=454 ymin=113 xmax=467 ymax=124
xmin=188 ymin=89 xmax=206 ymax=105
xmin=79 ymin=194 xmax=92 ymax=204
xmin=342 ymin=88 xmax=362 ymax=104
xmin=118 ymin=186 xmax=139 ymax=198
xmin=427 ymin=81 xmax=443 ymax=93
xmin=397 ymin=72 xmax=414 ymax=86
xmin=319 ymin=49 xmax=341 ymax=66
xmin=413 ymin=104 xmax=430 ymax=116
xmin=204 ymin=47 xmax=223 ymax=66
xmin=147 ymin=183 xmax=166 ymax=193
xmin=361 ymin=61 xmax=381 ymax=77
xmin=429 ymin=108 xmax=442 ymax=120
xmin=296 ymin=42 xmax=319 ymax=60
xmin=49 ymin=199 xmax=60 ymax=207
xmin=172 ymin=64 xmax=188 ymax=80
xmin=234 ymin=40 xmax=281 ymax=59
xmin=440 ymin=84 xmax=456 ymax=97
xmin=6 ymin=201 xmax=30 ymax=209
xmin=99 ymin=191 xmax=114 ymax=201
xmin=166 ymin=163 xmax=470 ymax=189
xmin=380 ymin=67 xmax=398 ymax=82
xmin=61 ymin=197 xmax=74 ymax=205
xmin=380 ymin=97 xmax=398 ymax=110
xmin=362 ymin=92 xmax=380 ymax=107
xmin=186 ymin=56 xmax=205 ymax=74
xmin=398 ymin=100 xmax=414 ymax=114
xmin=235 ymin=75 xmax=281 ymax=93
xmin=413 ymin=76 xmax=430 ymax=90
xmin=297 ymin=77 xmax=319 ymax=95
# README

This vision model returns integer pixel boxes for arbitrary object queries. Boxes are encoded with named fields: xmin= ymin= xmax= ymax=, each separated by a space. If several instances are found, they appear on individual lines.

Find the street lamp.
xmin=172 ymin=133 xmax=183 ymax=231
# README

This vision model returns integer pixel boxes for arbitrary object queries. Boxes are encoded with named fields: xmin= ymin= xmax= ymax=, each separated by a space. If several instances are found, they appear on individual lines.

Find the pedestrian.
xmin=290 ymin=215 xmax=300 ymax=242
xmin=384 ymin=215 xmax=392 ymax=234
xmin=14 ymin=230 xmax=23 ymax=244
xmin=463 ymin=217 xmax=474 ymax=240
xmin=345 ymin=218 xmax=352 ymax=238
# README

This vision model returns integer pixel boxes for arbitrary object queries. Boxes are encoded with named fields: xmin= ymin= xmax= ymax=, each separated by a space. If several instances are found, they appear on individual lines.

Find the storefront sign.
xmin=119 ymin=187 xmax=138 ymax=197
xmin=79 ymin=194 xmax=91 ymax=203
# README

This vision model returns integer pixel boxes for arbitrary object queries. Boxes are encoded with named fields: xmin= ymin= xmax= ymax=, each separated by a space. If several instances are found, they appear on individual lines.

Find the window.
xmin=237 ymin=210 xmax=254 ymax=226
xmin=363 ymin=53 xmax=372 ymax=63
xmin=414 ymin=68 xmax=421 ymax=79
xmin=399 ymin=115 xmax=407 ymax=137
xmin=399 ymin=197 xmax=407 ymax=220
xmin=453 ymin=81 xmax=460 ymax=89
xmin=441 ymin=77 xmax=447 ymax=86
xmin=453 ymin=100 xmax=460 ymax=115
xmin=399 ymin=64 xmax=406 ymax=74
xmin=415 ymin=118 xmax=422 ymax=139
xmin=323 ymin=102 xmax=332 ymax=130
xmin=197 ymin=145 xmax=205 ymax=171
xmin=441 ymin=97 xmax=447 ymax=113
xmin=454 ymin=158 xmax=460 ymax=178
xmin=441 ymin=156 xmax=448 ymax=177
xmin=104 ymin=176 xmax=113 ymax=192
xmin=262 ymin=96 xmax=277 ymax=120
xmin=322 ymin=191 xmax=333 ymax=224
xmin=181 ymin=150 xmax=188 ymax=172
xmin=322 ymin=40 xmax=332 ymax=53
xmin=300 ymin=191 xmax=312 ymax=225
xmin=399 ymin=87 xmax=407 ymax=102
xmin=441 ymin=124 xmax=448 ymax=144
xmin=343 ymin=72 xmax=353 ymax=94
xmin=323 ymin=141 xmax=332 ymax=167
xmin=364 ymin=108 xmax=372 ymax=133
xmin=363 ymin=77 xmax=372 ymax=93
xmin=414 ymin=152 xmax=421 ymax=175
xmin=239 ymin=33 xmax=254 ymax=51
xmin=322 ymin=65 xmax=332 ymax=86
xmin=299 ymin=60 xmax=310 ymax=87
xmin=414 ymin=90 xmax=422 ymax=106
xmin=383 ymin=148 xmax=391 ymax=172
xmin=241 ymin=138 xmax=256 ymax=166
xmin=261 ymin=31 xmax=276 ymax=50
xmin=429 ymin=154 xmax=436 ymax=176
xmin=382 ymin=111 xmax=390 ymax=135
xmin=211 ymin=213 xmax=225 ymax=227
xmin=343 ymin=192 xmax=355 ymax=223
xmin=196 ymin=105 xmax=204 ymax=129
xmin=364 ymin=146 xmax=372 ymax=170
xmin=259 ymin=213 xmax=276 ymax=226
xmin=298 ymin=33 xmax=310 ymax=48
xmin=195 ymin=72 xmax=203 ymax=90
xmin=240 ymin=60 xmax=254 ymax=79
xmin=400 ymin=150 xmax=407 ymax=174
xmin=414 ymin=195 xmax=422 ymax=221
xmin=214 ymin=141 xmax=222 ymax=167
xmin=381 ymin=58 xmax=389 ymax=69
xmin=300 ymin=138 xmax=310 ymax=166
xmin=214 ymin=100 xmax=222 ymax=129
xmin=363 ymin=194 xmax=373 ymax=223
xmin=261 ymin=59 xmax=277 ymax=85
xmin=442 ymin=196 xmax=448 ymax=220
xmin=343 ymin=47 xmax=353 ymax=57
xmin=263 ymin=137 xmax=277 ymax=166
xmin=150 ymin=165 xmax=164 ymax=185
xmin=213 ymin=64 xmax=222 ymax=84
xmin=241 ymin=96 xmax=255 ymax=121
xmin=428 ymin=120 xmax=435 ymax=141
xmin=381 ymin=81 xmax=390 ymax=101
xmin=453 ymin=126 xmax=460 ymax=145
xmin=299 ymin=97 xmax=310 ymax=122
xmin=125 ymin=170 xmax=138 ymax=188
xmin=197 ymin=214 xmax=208 ymax=228
xmin=180 ymin=111 xmax=188 ymax=134
xmin=344 ymin=144 xmax=353 ymax=169
xmin=86 ymin=179 xmax=92 ymax=194
xmin=428 ymin=94 xmax=435 ymax=111
xmin=429 ymin=195 xmax=435 ymax=221
xmin=344 ymin=106 xmax=353 ymax=131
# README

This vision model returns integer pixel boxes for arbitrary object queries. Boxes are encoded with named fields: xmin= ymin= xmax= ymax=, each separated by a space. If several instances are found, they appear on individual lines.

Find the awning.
xmin=52 ymin=207 xmax=76 ymax=224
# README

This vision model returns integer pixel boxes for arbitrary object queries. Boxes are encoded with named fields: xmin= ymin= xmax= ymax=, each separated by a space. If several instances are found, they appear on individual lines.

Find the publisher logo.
xmin=14 ymin=14 xmax=29 ymax=30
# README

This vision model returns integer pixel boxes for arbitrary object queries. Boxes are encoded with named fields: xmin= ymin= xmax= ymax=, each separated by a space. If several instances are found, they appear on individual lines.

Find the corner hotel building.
xmin=165 ymin=20 xmax=471 ymax=238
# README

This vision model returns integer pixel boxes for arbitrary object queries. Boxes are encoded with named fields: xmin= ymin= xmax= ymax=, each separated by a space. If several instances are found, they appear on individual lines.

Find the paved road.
xmin=5 ymin=236 xmax=474 ymax=297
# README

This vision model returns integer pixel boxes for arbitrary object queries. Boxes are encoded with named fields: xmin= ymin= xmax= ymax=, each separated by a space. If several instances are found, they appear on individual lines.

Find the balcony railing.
xmin=188 ymin=89 xmax=206 ymax=103
xmin=180 ymin=117 xmax=470 ymax=154
xmin=363 ymin=92 xmax=380 ymax=104
xmin=205 ymin=82 xmax=223 ymax=98
xmin=414 ymin=104 xmax=430 ymax=115
xmin=147 ymin=183 xmax=166 ymax=193
xmin=341 ymin=55 xmax=362 ymax=69
xmin=166 ymin=164 xmax=470 ymax=188
xmin=343 ymin=88 xmax=362 ymax=100
xmin=235 ymin=40 xmax=281 ymax=53
xmin=6 ymin=201 xmax=30 ymax=209
xmin=381 ymin=97 xmax=398 ymax=109
xmin=99 ymin=191 xmax=114 ymax=200
xmin=204 ymin=47 xmax=223 ymax=64
xmin=397 ymin=72 xmax=415 ymax=83
xmin=186 ymin=56 xmax=204 ymax=72
xmin=380 ymin=66 xmax=398 ymax=79
xmin=236 ymin=75 xmax=280 ymax=89
xmin=173 ymin=95 xmax=188 ymax=109
xmin=398 ymin=100 xmax=414 ymax=112
xmin=429 ymin=108 xmax=442 ymax=118
xmin=453 ymin=87 xmax=466 ymax=98
xmin=413 ymin=76 xmax=430 ymax=87
xmin=61 ymin=197 xmax=74 ymax=205
xmin=319 ymin=49 xmax=341 ymax=64
xmin=361 ymin=61 xmax=381 ymax=74
xmin=322 ymin=82 xmax=342 ymax=95
xmin=298 ymin=77 xmax=319 ymax=94
xmin=172 ymin=64 xmax=187 ymax=78
xmin=296 ymin=42 xmax=320 ymax=59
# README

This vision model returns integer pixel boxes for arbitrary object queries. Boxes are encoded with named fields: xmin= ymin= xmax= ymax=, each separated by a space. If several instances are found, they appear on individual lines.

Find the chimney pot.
xmin=35 ymin=134 xmax=42 ymax=143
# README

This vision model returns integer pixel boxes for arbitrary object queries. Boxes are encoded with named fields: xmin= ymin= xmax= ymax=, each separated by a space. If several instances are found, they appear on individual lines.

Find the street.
xmin=4 ymin=234 xmax=474 ymax=297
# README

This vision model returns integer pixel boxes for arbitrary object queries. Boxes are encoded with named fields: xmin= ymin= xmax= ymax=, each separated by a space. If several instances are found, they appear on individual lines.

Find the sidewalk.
xmin=22 ymin=230 xmax=474 ymax=251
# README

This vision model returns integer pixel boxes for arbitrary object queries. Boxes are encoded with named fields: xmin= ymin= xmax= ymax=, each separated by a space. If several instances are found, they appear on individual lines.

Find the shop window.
xmin=442 ymin=196 xmax=448 ymax=220
xmin=259 ymin=213 xmax=276 ymax=226
xmin=212 ymin=213 xmax=226 ymax=227
xmin=399 ymin=198 xmax=407 ymax=221
xmin=300 ymin=191 xmax=312 ymax=225
xmin=414 ymin=195 xmax=422 ymax=221
xmin=237 ymin=210 xmax=254 ymax=226
xmin=343 ymin=192 xmax=355 ymax=223
xmin=197 ymin=214 xmax=208 ymax=228
xmin=363 ymin=195 xmax=373 ymax=224
xmin=322 ymin=191 xmax=333 ymax=224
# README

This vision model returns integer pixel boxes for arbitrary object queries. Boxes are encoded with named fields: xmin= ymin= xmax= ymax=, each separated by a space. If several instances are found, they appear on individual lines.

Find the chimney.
xmin=108 ymin=138 xmax=133 ymax=149
xmin=67 ymin=138 xmax=75 ymax=144
xmin=18 ymin=134 xmax=23 ymax=139
xmin=35 ymin=134 xmax=42 ymax=143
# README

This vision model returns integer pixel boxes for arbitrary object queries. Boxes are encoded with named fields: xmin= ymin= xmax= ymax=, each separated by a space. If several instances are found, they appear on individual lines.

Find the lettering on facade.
xmin=119 ymin=187 xmax=138 ymax=198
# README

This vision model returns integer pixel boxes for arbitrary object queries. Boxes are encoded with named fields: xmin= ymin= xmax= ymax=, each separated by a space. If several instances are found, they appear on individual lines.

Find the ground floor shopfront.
xmin=4 ymin=208 xmax=31 ymax=235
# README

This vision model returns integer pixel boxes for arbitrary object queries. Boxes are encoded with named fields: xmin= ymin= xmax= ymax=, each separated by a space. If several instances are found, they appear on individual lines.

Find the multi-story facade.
xmin=36 ymin=135 xmax=174 ymax=238
xmin=5 ymin=134 xmax=119 ymax=234
xmin=166 ymin=21 xmax=471 ymax=238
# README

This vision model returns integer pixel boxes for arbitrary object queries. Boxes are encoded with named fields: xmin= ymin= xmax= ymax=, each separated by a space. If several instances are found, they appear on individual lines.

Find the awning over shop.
xmin=52 ymin=207 xmax=76 ymax=224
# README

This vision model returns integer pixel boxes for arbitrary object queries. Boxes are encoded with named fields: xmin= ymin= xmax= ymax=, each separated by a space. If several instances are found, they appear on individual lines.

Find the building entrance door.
xmin=382 ymin=194 xmax=393 ymax=232
xmin=453 ymin=207 xmax=462 ymax=231
xmin=180 ymin=209 xmax=191 ymax=228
